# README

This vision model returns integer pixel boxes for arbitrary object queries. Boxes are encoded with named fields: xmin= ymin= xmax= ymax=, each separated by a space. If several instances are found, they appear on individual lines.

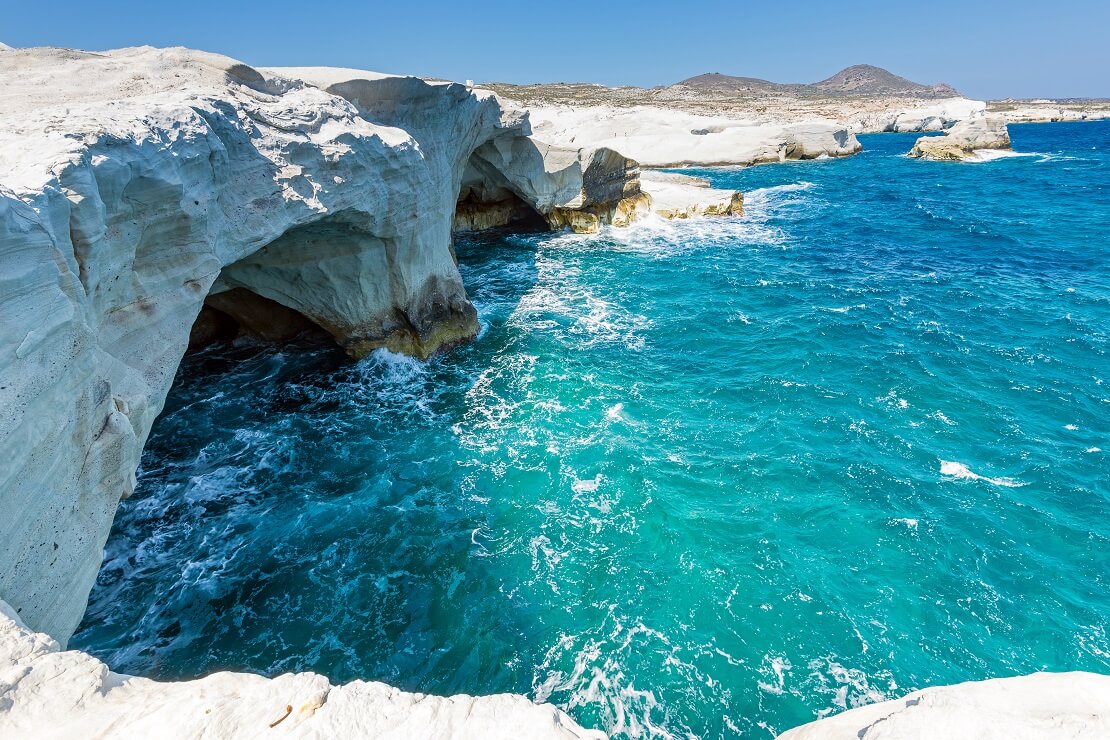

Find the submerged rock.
xmin=908 ymin=114 xmax=1012 ymax=161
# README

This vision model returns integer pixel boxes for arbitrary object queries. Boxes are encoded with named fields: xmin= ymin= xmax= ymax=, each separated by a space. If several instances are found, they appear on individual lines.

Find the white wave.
xmin=940 ymin=460 xmax=1025 ymax=487
xmin=572 ymin=475 xmax=603 ymax=494
xmin=534 ymin=627 xmax=681 ymax=739
xmin=825 ymin=303 xmax=867 ymax=314
xmin=965 ymin=149 xmax=1039 ymax=163
xmin=891 ymin=517 xmax=919 ymax=532
xmin=747 ymin=181 xmax=816 ymax=196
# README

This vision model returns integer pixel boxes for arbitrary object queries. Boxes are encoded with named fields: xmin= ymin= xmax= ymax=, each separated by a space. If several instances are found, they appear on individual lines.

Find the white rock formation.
xmin=524 ymin=105 xmax=861 ymax=167
xmin=777 ymin=672 xmax=1110 ymax=739
xmin=0 ymin=44 xmax=664 ymax=647
xmin=639 ymin=171 xmax=743 ymax=218
xmin=0 ymin=598 xmax=604 ymax=739
xmin=989 ymin=99 xmax=1110 ymax=124
xmin=849 ymin=97 xmax=986 ymax=133
xmin=909 ymin=114 xmax=1012 ymax=160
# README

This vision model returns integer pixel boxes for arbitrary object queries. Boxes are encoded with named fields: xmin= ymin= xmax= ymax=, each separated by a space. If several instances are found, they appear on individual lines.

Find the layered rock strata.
xmin=909 ymin=114 xmax=1012 ymax=161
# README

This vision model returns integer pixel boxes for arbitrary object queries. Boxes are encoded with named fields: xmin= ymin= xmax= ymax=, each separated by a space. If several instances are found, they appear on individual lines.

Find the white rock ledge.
xmin=0 ymin=598 xmax=604 ymax=739
xmin=778 ymin=671 xmax=1110 ymax=740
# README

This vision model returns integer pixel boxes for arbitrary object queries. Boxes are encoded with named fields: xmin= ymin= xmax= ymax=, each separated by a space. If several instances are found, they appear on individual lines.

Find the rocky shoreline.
xmin=1 ymin=42 xmax=1107 ymax=739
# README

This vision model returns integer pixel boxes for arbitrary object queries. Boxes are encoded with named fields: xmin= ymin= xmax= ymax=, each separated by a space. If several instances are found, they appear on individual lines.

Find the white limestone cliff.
xmin=0 ymin=44 xmax=743 ymax=739
xmin=639 ymin=171 xmax=743 ymax=219
xmin=523 ymin=105 xmax=861 ymax=167
xmin=0 ymin=44 xmax=697 ymax=648
xmin=908 ymin=113 xmax=1012 ymax=161
xmin=849 ymin=97 xmax=986 ymax=133
xmin=0 ymin=598 xmax=603 ymax=739
xmin=777 ymin=672 xmax=1110 ymax=739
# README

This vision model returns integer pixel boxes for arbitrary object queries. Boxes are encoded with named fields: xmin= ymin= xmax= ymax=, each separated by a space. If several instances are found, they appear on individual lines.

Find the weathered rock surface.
xmin=0 ymin=45 xmax=661 ymax=647
xmin=988 ymin=98 xmax=1110 ymax=124
xmin=849 ymin=97 xmax=986 ymax=133
xmin=522 ymin=105 xmax=861 ymax=167
xmin=777 ymin=672 xmax=1110 ymax=739
xmin=909 ymin=114 xmax=1012 ymax=161
xmin=0 ymin=598 xmax=604 ymax=739
xmin=639 ymin=171 xmax=743 ymax=219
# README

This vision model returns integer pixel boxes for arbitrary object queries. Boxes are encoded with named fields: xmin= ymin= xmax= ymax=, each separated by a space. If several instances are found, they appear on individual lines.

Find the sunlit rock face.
xmin=0 ymin=45 xmax=656 ymax=645
xmin=0 ymin=599 xmax=605 ymax=739
xmin=909 ymin=114 xmax=1012 ymax=161
xmin=777 ymin=672 xmax=1110 ymax=740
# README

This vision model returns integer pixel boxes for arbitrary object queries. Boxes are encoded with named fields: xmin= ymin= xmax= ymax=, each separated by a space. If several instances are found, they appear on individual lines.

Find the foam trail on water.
xmin=940 ymin=460 xmax=1025 ymax=488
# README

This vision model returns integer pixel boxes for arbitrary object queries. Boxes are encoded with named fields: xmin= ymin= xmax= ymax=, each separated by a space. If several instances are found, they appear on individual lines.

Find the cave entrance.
xmin=188 ymin=287 xmax=332 ymax=351
xmin=452 ymin=187 xmax=549 ymax=234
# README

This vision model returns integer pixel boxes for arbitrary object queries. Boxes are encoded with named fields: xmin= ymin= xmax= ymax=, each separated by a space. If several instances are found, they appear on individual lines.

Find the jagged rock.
xmin=0 ymin=598 xmax=605 ymax=739
xmin=777 ymin=672 xmax=1110 ymax=739
xmin=909 ymin=114 xmax=1012 ymax=161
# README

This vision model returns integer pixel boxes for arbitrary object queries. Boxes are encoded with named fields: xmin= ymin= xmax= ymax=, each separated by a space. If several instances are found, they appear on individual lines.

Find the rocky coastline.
xmin=1 ymin=42 xmax=1107 ymax=739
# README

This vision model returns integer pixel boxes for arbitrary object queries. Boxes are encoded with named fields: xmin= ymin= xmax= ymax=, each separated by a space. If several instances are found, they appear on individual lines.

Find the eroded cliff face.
xmin=0 ymin=46 xmax=668 ymax=645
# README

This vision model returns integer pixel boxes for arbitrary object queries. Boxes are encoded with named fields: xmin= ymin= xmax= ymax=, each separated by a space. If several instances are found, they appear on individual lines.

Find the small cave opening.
xmin=452 ymin=187 xmax=549 ymax=234
xmin=188 ymin=287 xmax=332 ymax=352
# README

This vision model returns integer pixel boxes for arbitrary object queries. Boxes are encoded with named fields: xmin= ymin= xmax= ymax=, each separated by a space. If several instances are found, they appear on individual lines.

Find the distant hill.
xmin=676 ymin=65 xmax=959 ymax=98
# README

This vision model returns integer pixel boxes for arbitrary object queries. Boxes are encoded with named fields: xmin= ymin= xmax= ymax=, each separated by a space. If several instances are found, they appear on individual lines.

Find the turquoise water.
xmin=75 ymin=123 xmax=1110 ymax=737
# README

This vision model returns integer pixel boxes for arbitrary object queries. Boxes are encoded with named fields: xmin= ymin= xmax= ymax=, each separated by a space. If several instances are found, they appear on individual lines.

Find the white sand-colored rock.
xmin=524 ymin=104 xmax=861 ymax=167
xmin=989 ymin=99 xmax=1110 ymax=124
xmin=850 ymin=97 xmax=986 ymax=133
xmin=777 ymin=672 xmax=1110 ymax=739
xmin=639 ymin=170 xmax=743 ymax=218
xmin=0 ymin=598 xmax=604 ymax=740
xmin=909 ymin=113 xmax=1012 ymax=161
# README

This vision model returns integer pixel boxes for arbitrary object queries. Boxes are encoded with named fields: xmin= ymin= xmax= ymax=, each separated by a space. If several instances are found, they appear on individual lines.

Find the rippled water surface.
xmin=76 ymin=123 xmax=1110 ymax=737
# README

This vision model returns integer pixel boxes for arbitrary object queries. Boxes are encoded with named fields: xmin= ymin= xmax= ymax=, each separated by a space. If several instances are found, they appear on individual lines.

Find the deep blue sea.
xmin=75 ymin=123 xmax=1110 ymax=738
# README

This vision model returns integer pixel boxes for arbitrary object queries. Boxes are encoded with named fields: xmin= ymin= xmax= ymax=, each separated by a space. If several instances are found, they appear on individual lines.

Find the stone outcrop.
xmin=522 ymin=105 xmax=862 ymax=167
xmin=849 ymin=97 xmax=986 ymax=133
xmin=0 ymin=598 xmax=604 ymax=739
xmin=639 ymin=171 xmax=744 ymax=219
xmin=909 ymin=114 xmax=1012 ymax=160
xmin=777 ymin=672 xmax=1110 ymax=739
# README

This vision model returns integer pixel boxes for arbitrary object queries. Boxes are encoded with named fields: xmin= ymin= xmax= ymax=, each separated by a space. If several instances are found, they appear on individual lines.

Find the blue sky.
xmin=6 ymin=0 xmax=1108 ymax=99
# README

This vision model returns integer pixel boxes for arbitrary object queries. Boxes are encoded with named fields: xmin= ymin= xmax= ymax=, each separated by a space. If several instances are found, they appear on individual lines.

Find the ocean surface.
xmin=75 ymin=123 xmax=1110 ymax=738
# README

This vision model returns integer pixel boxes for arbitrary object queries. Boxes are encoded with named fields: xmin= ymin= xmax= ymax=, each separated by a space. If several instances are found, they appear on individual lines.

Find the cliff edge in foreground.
xmin=778 ymin=671 xmax=1110 ymax=739
xmin=0 ymin=598 xmax=603 ymax=739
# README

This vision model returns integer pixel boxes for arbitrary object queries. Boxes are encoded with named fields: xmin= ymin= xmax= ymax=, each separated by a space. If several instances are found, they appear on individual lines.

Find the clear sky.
xmin=6 ymin=0 xmax=1109 ymax=99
